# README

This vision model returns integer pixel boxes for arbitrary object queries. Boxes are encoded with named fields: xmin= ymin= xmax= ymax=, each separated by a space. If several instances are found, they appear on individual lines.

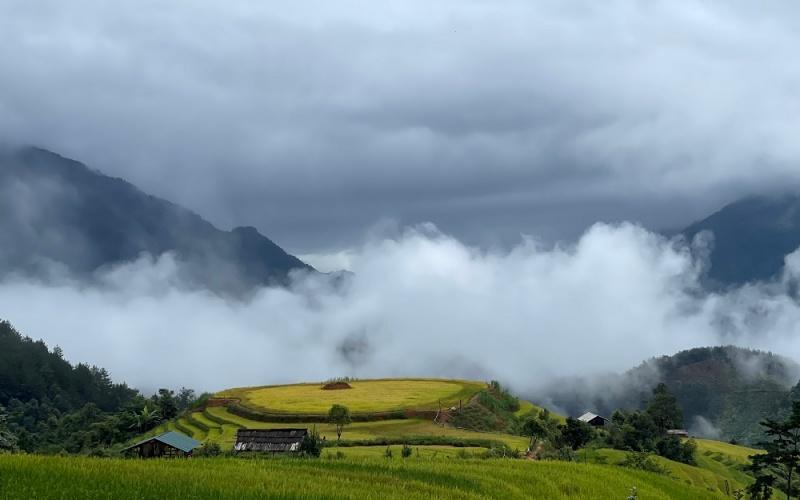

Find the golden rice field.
xmin=217 ymin=378 xmax=487 ymax=414
xmin=0 ymin=454 xmax=725 ymax=499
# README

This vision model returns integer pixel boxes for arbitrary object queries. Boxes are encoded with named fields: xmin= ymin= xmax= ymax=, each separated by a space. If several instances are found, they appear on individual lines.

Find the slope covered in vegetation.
xmin=0 ymin=454 xmax=723 ymax=500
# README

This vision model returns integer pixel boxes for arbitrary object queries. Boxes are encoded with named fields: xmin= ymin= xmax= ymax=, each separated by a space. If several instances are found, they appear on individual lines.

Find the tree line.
xmin=0 ymin=320 xmax=207 ymax=455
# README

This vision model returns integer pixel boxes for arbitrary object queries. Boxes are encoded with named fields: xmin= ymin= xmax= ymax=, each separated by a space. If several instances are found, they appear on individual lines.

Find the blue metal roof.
xmin=123 ymin=431 xmax=203 ymax=453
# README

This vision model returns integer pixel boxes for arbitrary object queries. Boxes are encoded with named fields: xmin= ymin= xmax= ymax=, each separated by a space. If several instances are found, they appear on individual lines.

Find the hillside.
xmin=535 ymin=346 xmax=800 ymax=445
xmin=145 ymin=379 xmax=534 ymax=451
xmin=0 ymin=146 xmax=313 ymax=294
xmin=681 ymin=192 xmax=800 ymax=286
xmin=0 ymin=454 xmax=723 ymax=500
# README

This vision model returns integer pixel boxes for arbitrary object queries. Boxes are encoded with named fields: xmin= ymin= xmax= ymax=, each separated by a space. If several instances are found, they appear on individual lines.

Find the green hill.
xmin=539 ymin=346 xmax=800 ymax=445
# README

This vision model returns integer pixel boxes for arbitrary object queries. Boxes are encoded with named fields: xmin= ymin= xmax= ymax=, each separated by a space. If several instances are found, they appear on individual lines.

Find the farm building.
xmin=667 ymin=429 xmax=690 ymax=438
xmin=122 ymin=431 xmax=202 ymax=458
xmin=577 ymin=412 xmax=609 ymax=427
xmin=234 ymin=428 xmax=308 ymax=453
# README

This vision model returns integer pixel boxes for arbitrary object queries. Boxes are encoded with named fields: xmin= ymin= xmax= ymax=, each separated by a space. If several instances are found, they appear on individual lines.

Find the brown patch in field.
xmin=322 ymin=382 xmax=353 ymax=390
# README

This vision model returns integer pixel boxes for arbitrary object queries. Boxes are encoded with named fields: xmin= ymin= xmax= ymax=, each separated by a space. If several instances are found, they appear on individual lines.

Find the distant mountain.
xmin=533 ymin=346 xmax=800 ymax=445
xmin=681 ymin=193 xmax=800 ymax=286
xmin=0 ymin=146 xmax=313 ymax=294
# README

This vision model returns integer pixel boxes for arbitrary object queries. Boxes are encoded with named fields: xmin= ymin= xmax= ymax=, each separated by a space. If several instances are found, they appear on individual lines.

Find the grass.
xmin=322 ymin=446 xmax=489 ymax=459
xmin=585 ymin=448 xmax=747 ymax=495
xmin=0 ymin=454 xmax=725 ymax=499
xmin=217 ymin=378 xmax=487 ymax=415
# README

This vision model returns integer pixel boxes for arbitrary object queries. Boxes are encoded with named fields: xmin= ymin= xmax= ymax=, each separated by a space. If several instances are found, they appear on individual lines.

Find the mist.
xmin=3 ymin=221 xmax=800 ymax=399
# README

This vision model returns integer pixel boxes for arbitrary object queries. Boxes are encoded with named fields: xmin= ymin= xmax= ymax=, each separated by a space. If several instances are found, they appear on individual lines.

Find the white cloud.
xmin=4 ymin=222 xmax=800 ymax=397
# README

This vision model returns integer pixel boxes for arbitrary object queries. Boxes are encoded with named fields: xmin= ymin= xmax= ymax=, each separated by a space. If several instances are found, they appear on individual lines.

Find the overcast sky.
xmin=4 ymin=0 xmax=800 ymax=261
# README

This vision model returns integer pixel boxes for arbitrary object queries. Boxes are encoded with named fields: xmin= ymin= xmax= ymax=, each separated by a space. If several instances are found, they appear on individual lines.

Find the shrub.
xmin=401 ymin=444 xmax=412 ymax=458
xmin=384 ymin=446 xmax=393 ymax=459
xmin=299 ymin=427 xmax=323 ymax=458
xmin=195 ymin=442 xmax=221 ymax=458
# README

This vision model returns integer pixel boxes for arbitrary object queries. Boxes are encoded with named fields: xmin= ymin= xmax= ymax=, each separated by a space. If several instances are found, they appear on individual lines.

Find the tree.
xmin=299 ymin=427 xmax=323 ymax=458
xmin=327 ymin=404 xmax=352 ymax=441
xmin=152 ymin=389 xmax=179 ymax=420
xmin=0 ymin=406 xmax=18 ymax=452
xmin=748 ymin=400 xmax=800 ymax=499
xmin=129 ymin=405 xmax=161 ymax=433
xmin=646 ymin=383 xmax=684 ymax=431
xmin=558 ymin=417 xmax=595 ymax=450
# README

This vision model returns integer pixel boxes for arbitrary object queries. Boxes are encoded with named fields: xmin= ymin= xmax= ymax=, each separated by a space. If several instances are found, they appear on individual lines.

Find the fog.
xmin=3 ymin=222 xmax=800 ymax=398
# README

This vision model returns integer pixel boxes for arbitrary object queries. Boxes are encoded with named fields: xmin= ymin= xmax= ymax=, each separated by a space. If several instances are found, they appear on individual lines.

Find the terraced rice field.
xmin=145 ymin=406 xmax=532 ymax=452
xmin=0 ymin=454 xmax=725 ymax=499
xmin=217 ymin=378 xmax=487 ymax=414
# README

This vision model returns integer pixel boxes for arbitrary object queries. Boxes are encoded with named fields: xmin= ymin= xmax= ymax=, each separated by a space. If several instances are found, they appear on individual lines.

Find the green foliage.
xmin=747 ymin=400 xmax=800 ymax=499
xmin=324 ymin=435 xmax=507 ymax=449
xmin=656 ymin=436 xmax=697 ymax=466
xmin=384 ymin=446 xmax=393 ymax=458
xmin=299 ymin=427 xmax=323 ymax=458
xmin=327 ymin=404 xmax=353 ymax=441
xmin=152 ymin=389 xmax=179 ymax=421
xmin=402 ymin=443 xmax=413 ymax=458
xmin=617 ymin=452 xmax=671 ymax=476
xmin=646 ymin=383 xmax=684 ymax=431
xmin=0 ymin=321 xmax=138 ymax=414
xmin=195 ymin=442 xmax=222 ymax=458
xmin=557 ymin=417 xmax=595 ymax=450
xmin=129 ymin=405 xmax=161 ymax=434
xmin=605 ymin=386 xmax=697 ymax=466
xmin=449 ymin=382 xmax=524 ymax=434
xmin=0 ymin=405 xmax=18 ymax=452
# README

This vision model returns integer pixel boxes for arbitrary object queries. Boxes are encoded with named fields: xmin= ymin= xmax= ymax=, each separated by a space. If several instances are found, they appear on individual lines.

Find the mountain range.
xmin=2 ymin=145 xmax=800 ymax=292
xmin=0 ymin=147 xmax=313 ymax=295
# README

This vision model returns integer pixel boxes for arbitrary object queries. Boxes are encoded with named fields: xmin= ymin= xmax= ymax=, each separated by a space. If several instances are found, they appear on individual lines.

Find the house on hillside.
xmin=667 ymin=429 xmax=690 ymax=438
xmin=122 ymin=431 xmax=202 ymax=458
xmin=577 ymin=412 xmax=609 ymax=427
xmin=234 ymin=428 xmax=308 ymax=453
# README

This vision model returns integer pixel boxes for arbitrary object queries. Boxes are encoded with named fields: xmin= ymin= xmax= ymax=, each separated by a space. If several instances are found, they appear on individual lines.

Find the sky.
xmin=4 ymin=0 xmax=800 ymax=258
xmin=4 ymin=1 xmax=800 ymax=397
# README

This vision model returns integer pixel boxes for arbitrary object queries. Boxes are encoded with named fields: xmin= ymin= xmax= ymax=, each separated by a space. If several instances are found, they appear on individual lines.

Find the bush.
xmin=401 ymin=444 xmax=413 ymax=458
xmin=617 ymin=452 xmax=670 ymax=476
xmin=384 ymin=446 xmax=393 ymax=459
xmin=299 ymin=427 xmax=323 ymax=458
xmin=195 ymin=442 xmax=221 ymax=458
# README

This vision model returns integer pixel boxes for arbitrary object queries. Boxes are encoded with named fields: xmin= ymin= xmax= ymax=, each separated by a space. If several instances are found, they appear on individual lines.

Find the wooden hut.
xmin=577 ymin=412 xmax=609 ymax=427
xmin=234 ymin=428 xmax=307 ymax=453
xmin=667 ymin=429 xmax=690 ymax=438
xmin=122 ymin=431 xmax=202 ymax=458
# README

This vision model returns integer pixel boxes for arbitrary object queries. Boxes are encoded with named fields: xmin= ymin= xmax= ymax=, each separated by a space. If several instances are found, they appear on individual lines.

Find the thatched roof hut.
xmin=234 ymin=428 xmax=308 ymax=452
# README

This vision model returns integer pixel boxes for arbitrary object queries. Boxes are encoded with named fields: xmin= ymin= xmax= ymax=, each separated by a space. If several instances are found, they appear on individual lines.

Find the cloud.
xmin=4 ymin=221 xmax=800 ymax=398
xmin=3 ymin=1 xmax=800 ymax=251
xmin=690 ymin=416 xmax=723 ymax=440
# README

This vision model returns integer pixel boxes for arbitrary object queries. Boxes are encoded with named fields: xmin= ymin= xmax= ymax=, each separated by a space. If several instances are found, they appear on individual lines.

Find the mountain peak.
xmin=0 ymin=146 xmax=314 ymax=294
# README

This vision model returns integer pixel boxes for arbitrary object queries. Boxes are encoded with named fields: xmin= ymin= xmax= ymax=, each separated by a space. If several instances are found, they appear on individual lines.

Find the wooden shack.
xmin=122 ymin=431 xmax=202 ymax=458
xmin=577 ymin=412 xmax=609 ymax=427
xmin=667 ymin=429 xmax=690 ymax=438
xmin=234 ymin=428 xmax=308 ymax=453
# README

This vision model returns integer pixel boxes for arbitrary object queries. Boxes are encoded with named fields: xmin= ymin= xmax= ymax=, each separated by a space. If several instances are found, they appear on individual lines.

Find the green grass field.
xmin=217 ymin=378 xmax=487 ymax=414
xmin=0 ymin=454 xmax=725 ymax=499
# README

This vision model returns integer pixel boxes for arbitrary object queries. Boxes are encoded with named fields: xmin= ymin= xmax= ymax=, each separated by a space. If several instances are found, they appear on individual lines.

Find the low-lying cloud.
xmin=3 ymin=222 xmax=800 ymax=399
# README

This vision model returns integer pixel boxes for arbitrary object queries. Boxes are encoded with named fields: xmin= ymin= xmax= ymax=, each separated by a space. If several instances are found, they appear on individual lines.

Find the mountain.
xmin=681 ymin=193 xmax=800 ymax=286
xmin=533 ymin=346 xmax=800 ymax=445
xmin=0 ymin=146 xmax=313 ymax=294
